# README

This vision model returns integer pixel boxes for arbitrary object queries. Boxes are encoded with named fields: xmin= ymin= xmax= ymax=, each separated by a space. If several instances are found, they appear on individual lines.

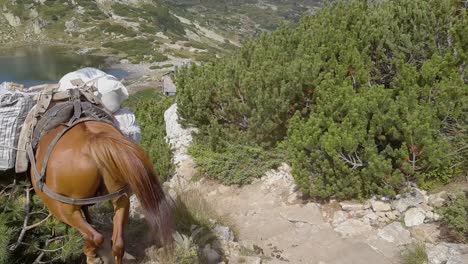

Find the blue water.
xmin=0 ymin=46 xmax=128 ymax=87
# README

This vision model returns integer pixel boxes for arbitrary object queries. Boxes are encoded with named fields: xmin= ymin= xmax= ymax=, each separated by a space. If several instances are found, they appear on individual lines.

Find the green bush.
xmin=103 ymin=39 xmax=158 ymax=63
xmin=99 ymin=22 xmax=136 ymax=37
xmin=176 ymin=0 xmax=468 ymax=198
xmin=438 ymin=192 xmax=468 ymax=242
xmin=37 ymin=0 xmax=71 ymax=21
xmin=124 ymin=89 xmax=175 ymax=181
xmin=152 ymin=52 xmax=169 ymax=63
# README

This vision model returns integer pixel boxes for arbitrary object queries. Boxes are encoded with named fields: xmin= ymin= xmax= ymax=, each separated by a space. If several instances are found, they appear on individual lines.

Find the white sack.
xmin=58 ymin=67 xmax=129 ymax=113
xmin=114 ymin=107 xmax=141 ymax=143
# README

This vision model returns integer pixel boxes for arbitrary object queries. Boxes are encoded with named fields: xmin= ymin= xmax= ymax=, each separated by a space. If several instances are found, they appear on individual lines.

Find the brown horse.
xmin=30 ymin=120 xmax=173 ymax=264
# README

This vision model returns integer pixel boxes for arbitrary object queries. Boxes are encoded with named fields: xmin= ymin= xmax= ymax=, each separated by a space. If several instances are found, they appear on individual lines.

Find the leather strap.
xmin=41 ymin=184 xmax=130 ymax=206
xmin=27 ymin=118 xmax=129 ymax=205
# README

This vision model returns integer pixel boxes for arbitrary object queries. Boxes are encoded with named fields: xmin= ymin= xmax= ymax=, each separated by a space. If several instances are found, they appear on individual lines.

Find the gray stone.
xmin=385 ymin=211 xmax=397 ymax=220
xmin=371 ymin=200 xmax=392 ymax=212
xmin=427 ymin=243 xmax=468 ymax=264
xmin=427 ymin=243 xmax=450 ymax=264
xmin=340 ymin=201 xmax=370 ymax=211
xmin=213 ymin=225 xmax=235 ymax=243
xmin=202 ymin=244 xmax=221 ymax=264
xmin=129 ymin=195 xmax=145 ymax=219
xmin=287 ymin=191 xmax=301 ymax=204
xmin=334 ymin=219 xmax=373 ymax=237
xmin=428 ymin=191 xmax=448 ymax=208
xmin=392 ymin=188 xmax=427 ymax=213
xmin=3 ymin=13 xmax=21 ymax=27
xmin=348 ymin=209 xmax=368 ymax=218
xmin=332 ymin=210 xmax=348 ymax=226
xmin=364 ymin=211 xmax=378 ymax=221
xmin=376 ymin=211 xmax=387 ymax=218
xmin=377 ymin=222 xmax=412 ymax=246
xmin=447 ymin=255 xmax=468 ymax=264
xmin=425 ymin=212 xmax=435 ymax=222
xmin=419 ymin=203 xmax=434 ymax=212
xmin=410 ymin=224 xmax=440 ymax=243
xmin=404 ymin=207 xmax=426 ymax=227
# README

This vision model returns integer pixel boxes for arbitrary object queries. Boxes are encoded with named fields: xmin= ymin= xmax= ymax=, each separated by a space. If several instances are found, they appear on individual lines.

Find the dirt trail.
xmin=192 ymin=176 xmax=398 ymax=264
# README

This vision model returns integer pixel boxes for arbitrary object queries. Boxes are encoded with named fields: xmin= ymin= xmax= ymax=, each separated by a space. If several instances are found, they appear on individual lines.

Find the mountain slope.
xmin=0 ymin=0 xmax=322 ymax=63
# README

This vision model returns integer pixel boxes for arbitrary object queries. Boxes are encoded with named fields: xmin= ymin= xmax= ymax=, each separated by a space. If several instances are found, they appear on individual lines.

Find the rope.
xmin=0 ymin=144 xmax=26 ymax=152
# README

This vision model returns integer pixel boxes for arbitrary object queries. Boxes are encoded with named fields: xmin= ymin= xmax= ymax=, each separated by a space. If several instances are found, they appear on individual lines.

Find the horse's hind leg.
xmin=51 ymin=204 xmax=104 ymax=264
xmin=111 ymin=195 xmax=130 ymax=264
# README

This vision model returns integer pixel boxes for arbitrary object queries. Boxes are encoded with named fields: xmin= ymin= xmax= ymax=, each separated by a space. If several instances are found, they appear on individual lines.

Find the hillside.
xmin=0 ymin=0 xmax=322 ymax=63
xmin=176 ymin=0 xmax=468 ymax=199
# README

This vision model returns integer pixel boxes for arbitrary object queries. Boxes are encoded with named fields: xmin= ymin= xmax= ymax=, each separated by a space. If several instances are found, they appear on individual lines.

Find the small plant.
xmin=145 ymin=190 xmax=226 ymax=263
xmin=401 ymin=243 xmax=428 ymax=264
xmin=173 ymin=232 xmax=200 ymax=264
xmin=438 ymin=192 xmax=468 ymax=242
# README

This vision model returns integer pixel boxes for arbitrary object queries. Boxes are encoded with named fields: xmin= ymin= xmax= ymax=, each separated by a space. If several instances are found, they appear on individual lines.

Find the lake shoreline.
xmin=0 ymin=43 xmax=156 ymax=87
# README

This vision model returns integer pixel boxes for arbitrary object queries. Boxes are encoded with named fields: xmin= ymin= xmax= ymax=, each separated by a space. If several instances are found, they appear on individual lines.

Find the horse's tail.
xmin=88 ymin=131 xmax=173 ymax=246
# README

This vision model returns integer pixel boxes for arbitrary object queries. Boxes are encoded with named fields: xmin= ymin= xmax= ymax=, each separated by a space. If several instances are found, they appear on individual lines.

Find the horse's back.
xmin=34 ymin=123 xmax=102 ymax=200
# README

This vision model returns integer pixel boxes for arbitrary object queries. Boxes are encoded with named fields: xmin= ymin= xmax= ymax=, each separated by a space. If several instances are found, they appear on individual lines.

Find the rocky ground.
xmin=154 ymin=103 xmax=468 ymax=264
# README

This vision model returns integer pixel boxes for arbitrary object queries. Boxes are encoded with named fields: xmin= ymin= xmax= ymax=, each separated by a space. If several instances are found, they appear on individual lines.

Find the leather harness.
xmin=27 ymin=88 xmax=130 ymax=205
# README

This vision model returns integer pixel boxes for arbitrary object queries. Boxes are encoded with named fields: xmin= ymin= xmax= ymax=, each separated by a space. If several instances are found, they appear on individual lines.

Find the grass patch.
xmin=102 ymin=39 xmax=164 ymax=63
xmin=189 ymin=142 xmax=284 ymax=185
xmin=150 ymin=64 xmax=174 ymax=70
xmin=99 ymin=22 xmax=136 ymax=37
xmin=401 ymin=243 xmax=428 ymax=264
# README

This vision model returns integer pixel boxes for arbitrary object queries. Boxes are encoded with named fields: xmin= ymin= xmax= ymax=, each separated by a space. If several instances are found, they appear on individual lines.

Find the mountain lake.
xmin=0 ymin=46 xmax=128 ymax=87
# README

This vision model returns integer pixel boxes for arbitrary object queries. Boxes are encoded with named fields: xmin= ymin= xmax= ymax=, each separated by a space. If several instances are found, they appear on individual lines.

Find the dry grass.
xmin=143 ymin=188 xmax=235 ymax=263
xmin=401 ymin=243 xmax=428 ymax=264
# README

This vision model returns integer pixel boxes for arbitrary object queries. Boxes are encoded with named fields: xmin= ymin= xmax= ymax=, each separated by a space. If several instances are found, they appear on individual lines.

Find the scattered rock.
xmin=334 ymin=219 xmax=373 ymax=237
xmin=261 ymin=163 xmax=300 ymax=202
xmin=340 ymin=201 xmax=370 ymax=211
xmin=427 ymin=243 xmax=450 ymax=264
xmin=371 ymin=200 xmax=392 ymax=212
xmin=404 ymin=207 xmax=426 ymax=227
xmin=377 ymin=222 xmax=411 ymax=246
xmin=332 ymin=210 xmax=348 ymax=226
xmin=129 ymin=195 xmax=144 ymax=219
xmin=363 ymin=211 xmax=378 ymax=221
xmin=287 ymin=191 xmax=302 ymax=204
xmin=419 ymin=203 xmax=433 ymax=212
xmin=376 ymin=211 xmax=387 ymax=218
xmin=385 ymin=211 xmax=397 ymax=221
xmin=410 ymin=224 xmax=440 ymax=243
xmin=202 ymin=244 xmax=221 ymax=264
xmin=428 ymin=191 xmax=448 ymax=208
xmin=3 ymin=13 xmax=21 ymax=27
xmin=213 ymin=225 xmax=235 ymax=243
xmin=427 ymin=243 xmax=468 ymax=264
xmin=164 ymin=104 xmax=198 ymax=165
xmin=392 ymin=188 xmax=427 ymax=213
xmin=348 ymin=209 xmax=368 ymax=218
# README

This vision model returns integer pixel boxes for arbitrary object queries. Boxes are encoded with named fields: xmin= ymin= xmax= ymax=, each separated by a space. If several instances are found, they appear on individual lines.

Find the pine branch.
xmin=32 ymin=236 xmax=65 ymax=264
xmin=0 ymin=181 xmax=16 ymax=196
xmin=9 ymin=187 xmax=52 ymax=251
xmin=338 ymin=152 xmax=364 ymax=170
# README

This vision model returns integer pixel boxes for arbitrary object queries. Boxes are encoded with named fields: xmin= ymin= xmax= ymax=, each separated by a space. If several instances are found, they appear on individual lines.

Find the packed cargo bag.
xmin=0 ymin=84 xmax=35 ymax=170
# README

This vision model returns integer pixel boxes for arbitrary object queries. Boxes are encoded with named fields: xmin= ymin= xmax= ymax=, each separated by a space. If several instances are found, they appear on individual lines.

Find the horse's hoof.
xmin=86 ymin=256 xmax=104 ymax=264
